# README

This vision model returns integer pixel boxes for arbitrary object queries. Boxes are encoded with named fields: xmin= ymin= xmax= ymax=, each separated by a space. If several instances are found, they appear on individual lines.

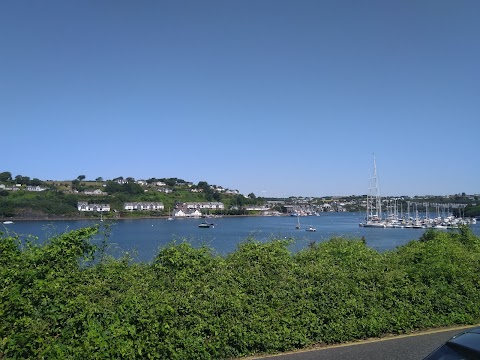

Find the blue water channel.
xmin=2 ymin=212 xmax=479 ymax=263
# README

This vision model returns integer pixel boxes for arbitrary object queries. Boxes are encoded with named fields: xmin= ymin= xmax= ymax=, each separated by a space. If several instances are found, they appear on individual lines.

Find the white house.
xmin=321 ymin=203 xmax=333 ymax=211
xmin=225 ymin=189 xmax=239 ymax=195
xmin=173 ymin=208 xmax=202 ymax=218
xmin=245 ymin=204 xmax=271 ymax=211
xmin=77 ymin=202 xmax=110 ymax=212
xmin=181 ymin=202 xmax=225 ymax=210
xmin=124 ymin=202 xmax=164 ymax=211
xmin=26 ymin=185 xmax=46 ymax=192
xmin=83 ymin=189 xmax=107 ymax=196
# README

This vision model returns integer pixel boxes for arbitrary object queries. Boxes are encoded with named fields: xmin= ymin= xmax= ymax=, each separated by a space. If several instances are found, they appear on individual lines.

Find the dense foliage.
xmin=464 ymin=203 xmax=480 ymax=218
xmin=0 ymin=191 xmax=79 ymax=218
xmin=1 ymin=227 xmax=480 ymax=359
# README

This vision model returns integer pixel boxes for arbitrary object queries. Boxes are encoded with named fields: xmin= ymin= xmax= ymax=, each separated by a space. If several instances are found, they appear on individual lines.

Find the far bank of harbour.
xmin=1 ymin=168 xmax=479 ymax=222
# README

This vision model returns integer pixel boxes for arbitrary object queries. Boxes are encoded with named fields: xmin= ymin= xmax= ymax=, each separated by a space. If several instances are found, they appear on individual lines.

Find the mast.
xmin=372 ymin=155 xmax=382 ymax=220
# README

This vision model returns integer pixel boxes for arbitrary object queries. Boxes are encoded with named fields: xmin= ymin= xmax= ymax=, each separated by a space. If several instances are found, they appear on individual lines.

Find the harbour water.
xmin=2 ymin=212 xmax=479 ymax=263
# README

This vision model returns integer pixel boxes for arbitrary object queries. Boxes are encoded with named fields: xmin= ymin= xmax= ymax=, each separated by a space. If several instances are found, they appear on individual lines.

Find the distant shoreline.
xmin=2 ymin=213 xmax=278 ymax=222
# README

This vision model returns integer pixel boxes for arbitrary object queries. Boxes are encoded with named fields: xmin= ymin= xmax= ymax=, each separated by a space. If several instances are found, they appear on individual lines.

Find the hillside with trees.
xmin=0 ymin=172 xmax=272 ymax=219
xmin=1 ymin=171 xmax=479 ymax=219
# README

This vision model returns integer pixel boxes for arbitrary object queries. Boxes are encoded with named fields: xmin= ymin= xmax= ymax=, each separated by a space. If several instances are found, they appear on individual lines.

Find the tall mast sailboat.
xmin=360 ymin=155 xmax=385 ymax=227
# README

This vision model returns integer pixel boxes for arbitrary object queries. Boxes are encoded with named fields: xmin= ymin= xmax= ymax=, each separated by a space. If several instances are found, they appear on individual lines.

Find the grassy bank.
xmin=1 ymin=226 xmax=480 ymax=359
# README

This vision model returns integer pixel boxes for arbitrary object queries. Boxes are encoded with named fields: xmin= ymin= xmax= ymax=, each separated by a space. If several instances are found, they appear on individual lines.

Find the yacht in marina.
xmin=359 ymin=155 xmax=386 ymax=228
xmin=359 ymin=156 xmax=477 ymax=229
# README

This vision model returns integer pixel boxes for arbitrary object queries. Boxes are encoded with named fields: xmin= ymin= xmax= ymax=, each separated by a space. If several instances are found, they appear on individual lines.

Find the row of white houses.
xmin=77 ymin=202 xmax=111 ymax=212
xmin=180 ymin=202 xmax=225 ymax=210
xmin=124 ymin=202 xmax=164 ymax=211
xmin=77 ymin=202 xmax=164 ymax=212
xmin=77 ymin=202 xmax=225 ymax=213
xmin=0 ymin=184 xmax=47 ymax=192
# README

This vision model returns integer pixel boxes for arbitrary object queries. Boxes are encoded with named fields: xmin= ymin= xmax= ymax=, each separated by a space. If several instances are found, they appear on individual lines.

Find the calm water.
xmin=2 ymin=213 xmax=479 ymax=262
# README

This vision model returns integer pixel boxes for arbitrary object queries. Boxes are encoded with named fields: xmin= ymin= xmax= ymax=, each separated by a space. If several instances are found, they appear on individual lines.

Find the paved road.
xmin=248 ymin=326 xmax=475 ymax=360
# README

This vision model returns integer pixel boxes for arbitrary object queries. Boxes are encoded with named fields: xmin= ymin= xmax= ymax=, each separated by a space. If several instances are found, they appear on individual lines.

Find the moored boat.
xmin=198 ymin=221 xmax=214 ymax=228
xmin=359 ymin=155 xmax=386 ymax=228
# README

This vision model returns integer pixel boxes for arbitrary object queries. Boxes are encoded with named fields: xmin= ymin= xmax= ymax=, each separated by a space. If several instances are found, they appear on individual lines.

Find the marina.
xmin=359 ymin=156 xmax=477 ymax=229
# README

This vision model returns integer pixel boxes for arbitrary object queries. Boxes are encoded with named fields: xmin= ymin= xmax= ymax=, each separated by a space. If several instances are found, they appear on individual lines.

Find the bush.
xmin=1 ymin=228 xmax=480 ymax=359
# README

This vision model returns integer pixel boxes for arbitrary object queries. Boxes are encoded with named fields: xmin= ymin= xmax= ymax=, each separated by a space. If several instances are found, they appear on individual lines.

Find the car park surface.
xmin=249 ymin=326 xmax=478 ymax=360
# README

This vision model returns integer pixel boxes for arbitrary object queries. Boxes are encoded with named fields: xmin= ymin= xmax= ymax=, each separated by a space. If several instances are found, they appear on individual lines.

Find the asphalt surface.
xmin=246 ymin=326 xmax=477 ymax=360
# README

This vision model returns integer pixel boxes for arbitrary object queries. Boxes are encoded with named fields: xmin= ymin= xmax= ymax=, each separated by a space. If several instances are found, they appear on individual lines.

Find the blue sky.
xmin=1 ymin=1 xmax=479 ymax=198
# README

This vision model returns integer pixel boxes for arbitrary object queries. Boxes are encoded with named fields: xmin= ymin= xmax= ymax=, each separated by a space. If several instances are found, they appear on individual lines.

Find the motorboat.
xmin=198 ymin=221 xmax=214 ymax=228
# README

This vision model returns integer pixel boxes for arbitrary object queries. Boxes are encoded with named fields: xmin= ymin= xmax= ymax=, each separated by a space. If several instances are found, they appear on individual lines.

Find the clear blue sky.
xmin=1 ymin=1 xmax=479 ymax=198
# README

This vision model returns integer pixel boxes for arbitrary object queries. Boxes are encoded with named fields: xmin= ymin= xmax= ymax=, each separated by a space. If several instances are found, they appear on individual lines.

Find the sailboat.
xmin=360 ymin=155 xmax=386 ymax=228
xmin=295 ymin=216 xmax=300 ymax=229
xmin=166 ymin=207 xmax=174 ymax=221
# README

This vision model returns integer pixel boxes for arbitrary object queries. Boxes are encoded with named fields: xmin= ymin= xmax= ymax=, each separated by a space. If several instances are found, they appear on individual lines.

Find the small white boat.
xmin=198 ymin=221 xmax=214 ymax=228
xmin=3 ymin=221 xmax=13 ymax=224
xmin=306 ymin=225 xmax=316 ymax=232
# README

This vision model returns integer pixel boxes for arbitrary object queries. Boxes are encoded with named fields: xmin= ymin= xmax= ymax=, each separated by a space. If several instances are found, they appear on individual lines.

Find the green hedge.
xmin=1 ymin=226 xmax=480 ymax=359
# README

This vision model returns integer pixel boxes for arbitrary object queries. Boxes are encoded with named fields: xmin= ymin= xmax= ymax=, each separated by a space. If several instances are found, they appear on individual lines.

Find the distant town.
xmin=0 ymin=172 xmax=479 ymax=219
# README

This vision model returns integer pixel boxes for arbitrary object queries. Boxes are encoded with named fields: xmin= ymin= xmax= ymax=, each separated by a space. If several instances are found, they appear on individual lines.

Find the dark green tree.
xmin=71 ymin=179 xmax=81 ymax=191
xmin=124 ymin=182 xmax=143 ymax=195
xmin=0 ymin=199 xmax=15 ymax=217
xmin=104 ymin=181 xmax=123 ymax=194
xmin=197 ymin=181 xmax=209 ymax=192
xmin=14 ymin=175 xmax=30 ymax=185
xmin=234 ymin=194 xmax=245 ymax=206
xmin=0 ymin=172 xmax=12 ymax=182
xmin=29 ymin=178 xmax=43 ymax=186
xmin=161 ymin=178 xmax=177 ymax=187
